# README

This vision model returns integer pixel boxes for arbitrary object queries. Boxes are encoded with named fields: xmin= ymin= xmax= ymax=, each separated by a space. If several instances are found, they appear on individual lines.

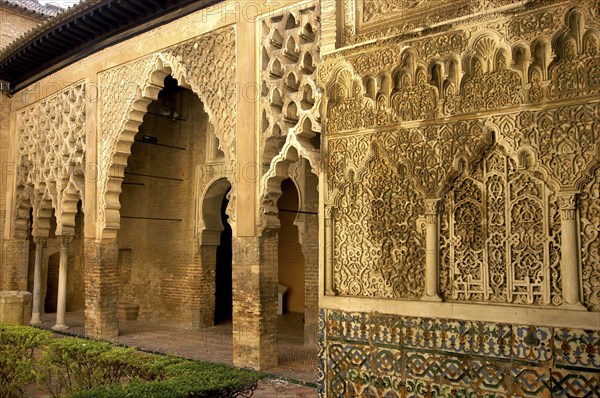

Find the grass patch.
xmin=0 ymin=323 xmax=264 ymax=398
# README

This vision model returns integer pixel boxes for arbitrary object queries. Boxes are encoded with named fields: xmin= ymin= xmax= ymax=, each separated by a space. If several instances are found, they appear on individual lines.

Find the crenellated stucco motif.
xmin=259 ymin=4 xmax=321 ymax=230
xmin=14 ymin=81 xmax=86 ymax=238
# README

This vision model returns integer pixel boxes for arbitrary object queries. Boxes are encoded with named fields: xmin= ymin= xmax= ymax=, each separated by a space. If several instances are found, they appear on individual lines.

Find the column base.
xmin=560 ymin=302 xmax=587 ymax=311
xmin=421 ymin=294 xmax=443 ymax=302
xmin=52 ymin=323 xmax=69 ymax=331
xmin=30 ymin=313 xmax=42 ymax=325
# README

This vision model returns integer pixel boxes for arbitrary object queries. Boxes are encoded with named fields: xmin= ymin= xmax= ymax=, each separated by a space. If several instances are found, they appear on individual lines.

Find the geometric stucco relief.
xmin=322 ymin=1 xmax=600 ymax=308
xmin=439 ymin=145 xmax=562 ymax=306
xmin=15 ymin=81 xmax=86 ymax=237
xmin=259 ymin=4 xmax=321 ymax=227
xmin=98 ymin=27 xmax=236 ymax=236
xmin=343 ymin=0 xmax=519 ymax=45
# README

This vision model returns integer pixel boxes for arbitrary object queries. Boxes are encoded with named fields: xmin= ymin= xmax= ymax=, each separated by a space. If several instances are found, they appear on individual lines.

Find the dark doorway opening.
xmin=44 ymin=252 xmax=59 ymax=314
xmin=214 ymin=189 xmax=232 ymax=324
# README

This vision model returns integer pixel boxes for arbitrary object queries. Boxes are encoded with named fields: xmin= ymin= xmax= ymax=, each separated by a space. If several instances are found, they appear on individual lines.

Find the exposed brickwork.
xmin=117 ymin=90 xmax=207 ymax=329
xmin=83 ymin=238 xmax=119 ymax=340
xmin=301 ymin=214 xmax=319 ymax=345
xmin=1 ymin=238 xmax=29 ymax=291
xmin=197 ymin=238 xmax=218 ymax=327
xmin=0 ymin=93 xmax=10 ymax=291
xmin=232 ymin=234 xmax=278 ymax=370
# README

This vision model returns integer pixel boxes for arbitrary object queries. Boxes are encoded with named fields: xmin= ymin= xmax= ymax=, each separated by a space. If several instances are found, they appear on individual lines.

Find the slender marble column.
xmin=53 ymin=236 xmax=72 ymax=330
xmin=325 ymin=207 xmax=336 ymax=296
xmin=558 ymin=193 xmax=586 ymax=310
xmin=30 ymin=237 xmax=46 ymax=325
xmin=422 ymin=199 xmax=442 ymax=302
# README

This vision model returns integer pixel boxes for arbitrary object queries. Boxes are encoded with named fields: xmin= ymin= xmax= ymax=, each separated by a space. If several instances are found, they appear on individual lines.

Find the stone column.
xmin=30 ymin=237 xmax=46 ymax=325
xmin=324 ymin=207 xmax=336 ymax=296
xmin=422 ymin=199 xmax=442 ymax=302
xmin=558 ymin=193 xmax=586 ymax=310
xmin=302 ymin=215 xmax=319 ymax=345
xmin=232 ymin=234 xmax=278 ymax=370
xmin=53 ymin=235 xmax=72 ymax=331
xmin=83 ymin=238 xmax=119 ymax=339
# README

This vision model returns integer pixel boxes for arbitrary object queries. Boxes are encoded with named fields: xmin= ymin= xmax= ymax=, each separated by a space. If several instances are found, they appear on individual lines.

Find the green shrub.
xmin=0 ymin=324 xmax=264 ymax=398
xmin=39 ymin=337 xmax=136 ymax=396
xmin=0 ymin=324 xmax=50 ymax=398
xmin=69 ymin=356 xmax=264 ymax=398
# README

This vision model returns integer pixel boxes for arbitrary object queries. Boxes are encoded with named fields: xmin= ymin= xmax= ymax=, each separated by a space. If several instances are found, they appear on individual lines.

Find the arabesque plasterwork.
xmin=14 ymin=81 xmax=86 ymax=237
xmin=321 ymin=1 xmax=600 ymax=309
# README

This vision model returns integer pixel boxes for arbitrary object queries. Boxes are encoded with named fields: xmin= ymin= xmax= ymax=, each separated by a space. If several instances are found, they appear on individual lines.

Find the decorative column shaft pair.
xmin=325 ymin=195 xmax=585 ymax=309
xmin=30 ymin=235 xmax=73 ymax=330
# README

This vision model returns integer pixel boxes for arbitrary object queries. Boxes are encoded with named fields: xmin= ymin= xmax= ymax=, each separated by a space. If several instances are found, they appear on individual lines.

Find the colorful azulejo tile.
xmin=402 ymin=317 xmax=438 ymax=350
xmin=472 ymin=322 xmax=512 ymax=359
xmin=405 ymin=351 xmax=443 ymax=382
xmin=436 ymin=319 xmax=472 ymax=354
xmin=404 ymin=378 xmax=500 ymax=398
xmin=326 ymin=310 xmax=343 ymax=338
xmin=551 ymin=369 xmax=600 ymax=397
xmin=341 ymin=312 xmax=369 ymax=342
xmin=368 ymin=313 xmax=402 ymax=346
xmin=510 ymin=366 xmax=550 ymax=397
xmin=512 ymin=325 xmax=553 ymax=362
xmin=469 ymin=359 xmax=508 ymax=394
xmin=369 ymin=346 xmax=403 ymax=377
xmin=554 ymin=328 xmax=600 ymax=370
xmin=439 ymin=355 xmax=471 ymax=386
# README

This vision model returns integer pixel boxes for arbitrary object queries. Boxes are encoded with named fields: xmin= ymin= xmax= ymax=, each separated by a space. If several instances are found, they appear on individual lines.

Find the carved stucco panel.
xmin=15 ymin=81 xmax=86 ymax=236
xmin=491 ymin=105 xmax=600 ymax=189
xmin=345 ymin=0 xmax=521 ymax=44
xmin=98 ymin=27 xmax=236 ymax=235
xmin=439 ymin=146 xmax=562 ymax=306
xmin=332 ymin=141 xmax=425 ymax=298
xmin=323 ymin=0 xmax=599 ymax=309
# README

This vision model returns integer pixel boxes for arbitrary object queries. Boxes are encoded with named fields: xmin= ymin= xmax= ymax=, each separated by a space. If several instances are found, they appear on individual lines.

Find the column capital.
xmin=424 ymin=198 xmax=440 ymax=223
xmin=58 ymin=235 xmax=74 ymax=247
xmin=558 ymin=193 xmax=577 ymax=220
xmin=33 ymin=236 xmax=47 ymax=247
xmin=324 ymin=206 xmax=335 ymax=226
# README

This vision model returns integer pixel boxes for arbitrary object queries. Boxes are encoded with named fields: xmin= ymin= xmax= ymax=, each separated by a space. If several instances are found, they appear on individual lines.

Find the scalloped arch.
xmin=260 ymin=132 xmax=320 ymax=231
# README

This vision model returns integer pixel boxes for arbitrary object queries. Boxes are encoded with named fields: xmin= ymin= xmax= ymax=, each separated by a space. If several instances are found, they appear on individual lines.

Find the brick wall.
xmin=84 ymin=238 xmax=119 ymax=339
xmin=118 ymin=88 xmax=207 ymax=328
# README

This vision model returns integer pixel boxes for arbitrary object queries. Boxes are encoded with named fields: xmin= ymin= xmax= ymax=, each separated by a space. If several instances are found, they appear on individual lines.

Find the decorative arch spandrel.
xmin=98 ymin=26 xmax=236 ymax=237
xmin=13 ymin=81 xmax=86 ymax=239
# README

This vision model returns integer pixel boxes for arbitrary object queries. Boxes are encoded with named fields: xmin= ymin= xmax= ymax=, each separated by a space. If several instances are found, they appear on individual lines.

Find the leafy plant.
xmin=39 ymin=337 xmax=135 ymax=396
xmin=0 ymin=323 xmax=263 ymax=398
xmin=0 ymin=324 xmax=50 ymax=398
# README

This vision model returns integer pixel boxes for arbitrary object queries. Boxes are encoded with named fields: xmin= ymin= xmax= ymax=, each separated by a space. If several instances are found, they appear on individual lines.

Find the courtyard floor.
xmin=36 ymin=311 xmax=318 ymax=397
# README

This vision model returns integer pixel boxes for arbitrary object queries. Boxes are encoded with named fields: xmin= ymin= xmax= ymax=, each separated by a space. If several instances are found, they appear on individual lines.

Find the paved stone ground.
xmin=37 ymin=311 xmax=318 ymax=397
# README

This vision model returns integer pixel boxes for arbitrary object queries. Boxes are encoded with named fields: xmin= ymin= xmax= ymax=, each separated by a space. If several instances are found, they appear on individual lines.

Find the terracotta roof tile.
xmin=0 ymin=0 xmax=63 ymax=17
